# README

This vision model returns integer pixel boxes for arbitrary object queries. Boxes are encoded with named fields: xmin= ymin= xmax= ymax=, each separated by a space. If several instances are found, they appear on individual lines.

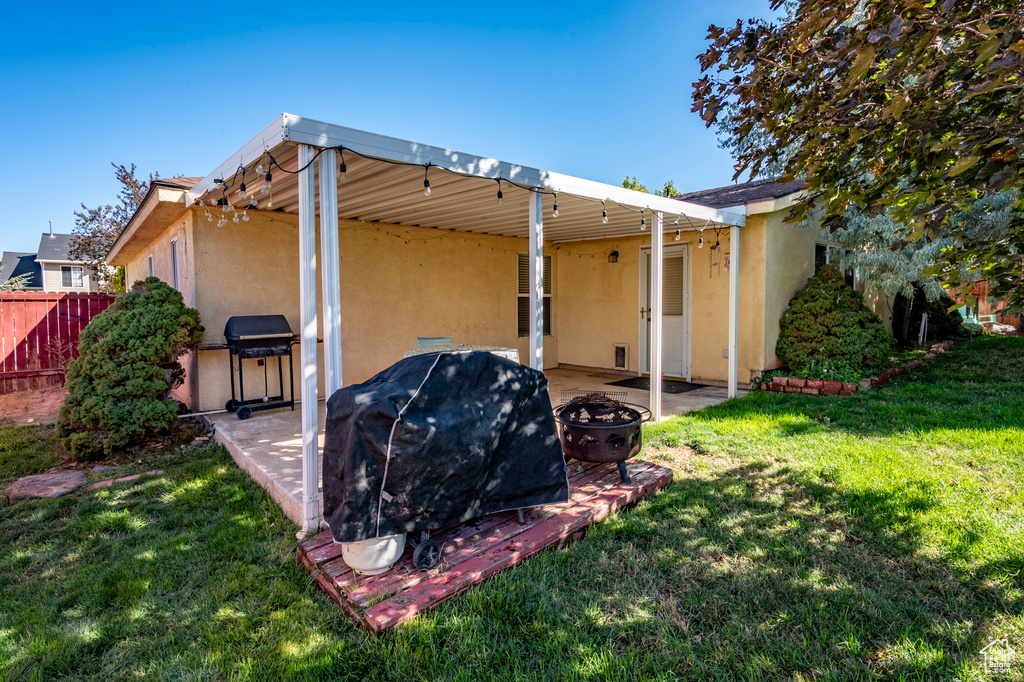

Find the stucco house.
xmin=104 ymin=115 xmax=860 ymax=416
xmin=106 ymin=114 xmax=851 ymax=532
xmin=0 ymin=232 xmax=104 ymax=292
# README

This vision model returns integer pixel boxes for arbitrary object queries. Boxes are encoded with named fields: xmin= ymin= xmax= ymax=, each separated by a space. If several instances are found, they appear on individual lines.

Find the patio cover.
xmin=179 ymin=114 xmax=746 ymax=533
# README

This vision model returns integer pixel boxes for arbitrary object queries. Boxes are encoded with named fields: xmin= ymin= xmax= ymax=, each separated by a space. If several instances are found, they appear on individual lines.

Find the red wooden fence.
xmin=0 ymin=292 xmax=117 ymax=395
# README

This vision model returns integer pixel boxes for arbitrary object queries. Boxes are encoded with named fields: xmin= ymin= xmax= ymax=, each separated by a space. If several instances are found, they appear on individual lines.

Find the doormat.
xmin=605 ymin=377 xmax=708 ymax=394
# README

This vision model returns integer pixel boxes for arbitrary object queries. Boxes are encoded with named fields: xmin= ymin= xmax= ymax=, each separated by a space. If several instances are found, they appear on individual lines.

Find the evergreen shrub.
xmin=776 ymin=265 xmax=894 ymax=370
xmin=58 ymin=277 xmax=203 ymax=460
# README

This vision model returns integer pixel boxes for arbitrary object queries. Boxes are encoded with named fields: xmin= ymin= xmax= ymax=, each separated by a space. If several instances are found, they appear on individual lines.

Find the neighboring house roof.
xmin=0 ymin=251 xmax=42 ymax=288
xmin=674 ymin=179 xmax=805 ymax=210
xmin=154 ymin=177 xmax=203 ymax=191
xmin=35 ymin=232 xmax=79 ymax=263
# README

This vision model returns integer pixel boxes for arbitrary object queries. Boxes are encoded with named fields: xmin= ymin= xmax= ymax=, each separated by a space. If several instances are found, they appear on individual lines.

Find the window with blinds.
xmin=517 ymin=253 xmax=552 ymax=337
xmin=662 ymin=256 xmax=685 ymax=316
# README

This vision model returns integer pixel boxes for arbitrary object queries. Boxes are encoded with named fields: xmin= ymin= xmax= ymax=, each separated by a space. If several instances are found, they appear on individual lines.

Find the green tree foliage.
xmin=58 ymin=277 xmax=203 ymax=460
xmin=892 ymin=290 xmax=968 ymax=343
xmin=71 ymin=163 xmax=157 ymax=292
xmin=776 ymin=265 xmax=895 ymax=369
xmin=693 ymin=0 xmax=1024 ymax=307
xmin=0 ymin=270 xmax=30 ymax=292
xmin=621 ymin=177 xmax=682 ymax=197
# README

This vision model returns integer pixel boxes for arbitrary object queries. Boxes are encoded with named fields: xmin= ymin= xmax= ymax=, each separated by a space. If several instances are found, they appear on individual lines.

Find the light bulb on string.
xmin=675 ymin=228 xmax=681 ymax=241
xmin=339 ymin=150 xmax=347 ymax=183
xmin=249 ymin=196 xmax=257 ymax=208
xmin=242 ymin=210 xmax=249 ymax=222
xmin=602 ymin=201 xmax=608 ymax=224
xmin=496 ymin=179 xmax=503 ymax=206
xmin=640 ymin=210 xmax=646 ymax=231
xmin=261 ymin=171 xmax=272 ymax=195
xmin=205 ymin=209 xmax=212 ymax=222
xmin=698 ymin=230 xmax=704 ymax=248
xmin=238 ymin=181 xmax=246 ymax=200
xmin=423 ymin=166 xmax=431 ymax=196
xmin=232 ymin=214 xmax=240 ymax=224
xmin=552 ymin=193 xmax=559 ymax=218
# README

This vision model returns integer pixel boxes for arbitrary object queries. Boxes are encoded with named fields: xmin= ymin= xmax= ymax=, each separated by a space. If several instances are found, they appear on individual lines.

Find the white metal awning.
xmin=184 ymin=114 xmax=745 ymax=536
xmin=187 ymin=113 xmax=744 ymax=241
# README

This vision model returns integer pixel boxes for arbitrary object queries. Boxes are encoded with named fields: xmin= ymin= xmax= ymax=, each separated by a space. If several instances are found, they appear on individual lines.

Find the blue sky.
xmin=0 ymin=0 xmax=778 ymax=255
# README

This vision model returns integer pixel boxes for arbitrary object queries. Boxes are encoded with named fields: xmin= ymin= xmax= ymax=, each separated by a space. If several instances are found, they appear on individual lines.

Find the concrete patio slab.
xmin=211 ymin=367 xmax=745 ymax=527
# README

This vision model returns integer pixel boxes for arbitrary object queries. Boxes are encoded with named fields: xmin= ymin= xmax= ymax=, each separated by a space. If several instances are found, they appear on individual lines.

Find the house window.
xmin=815 ymin=243 xmax=855 ymax=288
xmin=517 ymin=253 xmax=552 ymax=337
xmin=148 ymin=255 xmax=154 ymax=278
xmin=61 ymin=266 xmax=83 ymax=288
xmin=170 ymin=239 xmax=179 ymax=290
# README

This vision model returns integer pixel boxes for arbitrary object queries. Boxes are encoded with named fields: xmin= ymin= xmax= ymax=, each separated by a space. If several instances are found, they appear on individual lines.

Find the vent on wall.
xmin=613 ymin=344 xmax=629 ymax=370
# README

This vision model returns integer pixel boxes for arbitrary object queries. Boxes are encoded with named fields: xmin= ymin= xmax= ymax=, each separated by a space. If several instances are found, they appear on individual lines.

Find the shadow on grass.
xmin=2 ymin=371 xmax=1023 ymax=680
xmin=656 ymin=336 xmax=1024 ymax=443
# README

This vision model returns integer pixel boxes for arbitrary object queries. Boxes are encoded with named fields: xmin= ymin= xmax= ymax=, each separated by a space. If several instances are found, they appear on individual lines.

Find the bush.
xmin=776 ymin=265 xmax=895 ymax=369
xmin=962 ymin=322 xmax=984 ymax=338
xmin=893 ymin=290 xmax=968 ymax=343
xmin=58 ymin=278 xmax=203 ymax=460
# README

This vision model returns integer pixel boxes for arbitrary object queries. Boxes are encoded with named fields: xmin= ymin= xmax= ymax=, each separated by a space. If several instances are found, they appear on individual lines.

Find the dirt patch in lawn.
xmin=0 ymin=386 xmax=66 ymax=426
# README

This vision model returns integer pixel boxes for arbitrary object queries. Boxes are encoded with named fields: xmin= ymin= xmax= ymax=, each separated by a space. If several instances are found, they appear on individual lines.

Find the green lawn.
xmin=1 ymin=337 xmax=1021 ymax=680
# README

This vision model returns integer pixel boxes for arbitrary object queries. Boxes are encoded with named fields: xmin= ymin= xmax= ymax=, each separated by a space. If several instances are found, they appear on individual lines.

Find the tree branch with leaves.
xmin=70 ymin=163 xmax=158 ymax=292
xmin=693 ymin=0 xmax=1024 ymax=307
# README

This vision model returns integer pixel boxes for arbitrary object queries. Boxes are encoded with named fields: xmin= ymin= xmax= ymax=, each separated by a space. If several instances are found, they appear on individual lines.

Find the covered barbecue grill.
xmin=223 ymin=314 xmax=295 ymax=419
xmin=323 ymin=350 xmax=570 ymax=550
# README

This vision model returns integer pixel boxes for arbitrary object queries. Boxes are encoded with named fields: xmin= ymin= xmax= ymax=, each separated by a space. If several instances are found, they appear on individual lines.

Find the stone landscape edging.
xmin=762 ymin=339 xmax=957 ymax=396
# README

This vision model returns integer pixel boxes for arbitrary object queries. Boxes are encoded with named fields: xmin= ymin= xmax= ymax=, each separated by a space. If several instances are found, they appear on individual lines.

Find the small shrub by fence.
xmin=0 ymin=292 xmax=116 ymax=395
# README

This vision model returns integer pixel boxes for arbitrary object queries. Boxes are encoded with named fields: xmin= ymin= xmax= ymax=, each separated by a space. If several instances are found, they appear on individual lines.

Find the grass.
xmin=0 ymin=336 xmax=1021 ymax=680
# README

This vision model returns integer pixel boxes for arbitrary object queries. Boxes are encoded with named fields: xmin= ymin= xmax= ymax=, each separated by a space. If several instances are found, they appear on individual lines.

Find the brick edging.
xmin=762 ymin=339 xmax=957 ymax=396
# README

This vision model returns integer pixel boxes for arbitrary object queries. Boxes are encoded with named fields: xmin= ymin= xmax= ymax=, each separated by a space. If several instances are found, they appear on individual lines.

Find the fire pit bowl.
xmin=553 ymin=395 xmax=652 ymax=484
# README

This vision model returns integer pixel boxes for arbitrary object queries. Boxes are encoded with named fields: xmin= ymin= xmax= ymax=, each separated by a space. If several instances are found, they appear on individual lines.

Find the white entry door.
xmin=639 ymin=245 xmax=690 ymax=379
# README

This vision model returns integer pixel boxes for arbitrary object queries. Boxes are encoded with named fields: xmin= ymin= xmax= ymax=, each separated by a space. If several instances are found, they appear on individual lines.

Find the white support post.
xmin=649 ymin=212 xmax=664 ymax=420
xmin=318 ymin=148 xmax=343 ymax=396
xmin=728 ymin=224 xmax=739 ymax=398
xmin=528 ymin=189 xmax=544 ymax=370
xmin=298 ymin=144 xmax=321 ymax=535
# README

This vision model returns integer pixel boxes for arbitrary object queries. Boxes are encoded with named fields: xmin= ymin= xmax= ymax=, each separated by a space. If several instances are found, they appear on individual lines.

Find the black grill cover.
xmin=323 ymin=351 xmax=569 ymax=542
xmin=224 ymin=315 xmax=293 ymax=359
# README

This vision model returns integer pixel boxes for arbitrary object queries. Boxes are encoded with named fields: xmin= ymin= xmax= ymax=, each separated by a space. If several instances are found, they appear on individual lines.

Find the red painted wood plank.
xmin=41 ymin=297 xmax=59 ymax=371
xmin=24 ymin=297 xmax=49 ymax=371
xmin=0 ymin=297 xmax=12 ymax=374
xmin=336 ymin=462 xmax=654 ymax=605
xmin=363 ymin=465 xmax=671 ymax=631
xmin=13 ymin=298 xmax=29 ymax=374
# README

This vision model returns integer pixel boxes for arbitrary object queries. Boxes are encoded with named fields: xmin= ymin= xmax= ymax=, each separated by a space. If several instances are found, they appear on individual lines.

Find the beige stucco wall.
xmin=761 ymin=212 xmax=820 ymax=370
xmin=180 ymin=210 xmax=558 ymax=411
xmin=121 ymin=200 xmax=869 ymax=407
xmin=555 ymin=222 xmax=770 ymax=384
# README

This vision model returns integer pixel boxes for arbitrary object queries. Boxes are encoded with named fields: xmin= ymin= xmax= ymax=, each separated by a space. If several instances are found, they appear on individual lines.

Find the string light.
xmin=552 ymin=193 xmax=559 ymax=218
xmin=242 ymin=210 xmax=250 ymax=222
xmin=338 ymin=150 xmax=347 ymax=183
xmin=640 ymin=210 xmax=646 ymax=230
xmin=602 ymin=201 xmax=608 ymax=224
xmin=698 ymin=229 xmax=704 ymax=248
xmin=249 ymin=196 xmax=258 ymax=208
xmin=675 ymin=228 xmax=681 ymax=241
xmin=238 ymin=180 xmax=246 ymax=199
xmin=496 ymin=179 xmax=503 ymax=206
xmin=261 ymin=170 xmax=272 ymax=195
xmin=423 ymin=166 xmax=431 ymax=196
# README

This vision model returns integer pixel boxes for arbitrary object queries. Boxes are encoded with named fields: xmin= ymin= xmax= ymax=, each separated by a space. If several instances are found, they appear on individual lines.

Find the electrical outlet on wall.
xmin=722 ymin=348 xmax=729 ymax=358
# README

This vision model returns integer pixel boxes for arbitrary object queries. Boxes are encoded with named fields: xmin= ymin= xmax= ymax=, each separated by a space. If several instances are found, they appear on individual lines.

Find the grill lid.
xmin=224 ymin=315 xmax=293 ymax=341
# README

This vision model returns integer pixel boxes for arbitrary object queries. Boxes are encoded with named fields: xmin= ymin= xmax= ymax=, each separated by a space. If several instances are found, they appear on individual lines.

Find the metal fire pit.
xmin=553 ymin=394 xmax=651 ymax=484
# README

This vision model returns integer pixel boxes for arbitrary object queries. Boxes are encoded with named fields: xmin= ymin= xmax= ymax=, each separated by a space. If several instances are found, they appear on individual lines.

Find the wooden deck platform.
xmin=297 ymin=458 xmax=673 ymax=633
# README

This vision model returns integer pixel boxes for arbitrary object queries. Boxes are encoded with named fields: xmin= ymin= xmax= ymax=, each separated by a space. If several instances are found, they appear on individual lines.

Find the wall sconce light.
xmin=608 ymin=250 xmax=619 ymax=263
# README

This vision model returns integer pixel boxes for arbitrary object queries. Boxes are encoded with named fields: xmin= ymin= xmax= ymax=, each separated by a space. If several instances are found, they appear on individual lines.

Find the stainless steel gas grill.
xmin=223 ymin=315 xmax=295 ymax=420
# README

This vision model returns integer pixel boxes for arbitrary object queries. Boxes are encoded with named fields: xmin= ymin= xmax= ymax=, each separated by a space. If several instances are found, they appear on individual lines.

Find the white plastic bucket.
xmin=340 ymin=533 xmax=407 ymax=575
